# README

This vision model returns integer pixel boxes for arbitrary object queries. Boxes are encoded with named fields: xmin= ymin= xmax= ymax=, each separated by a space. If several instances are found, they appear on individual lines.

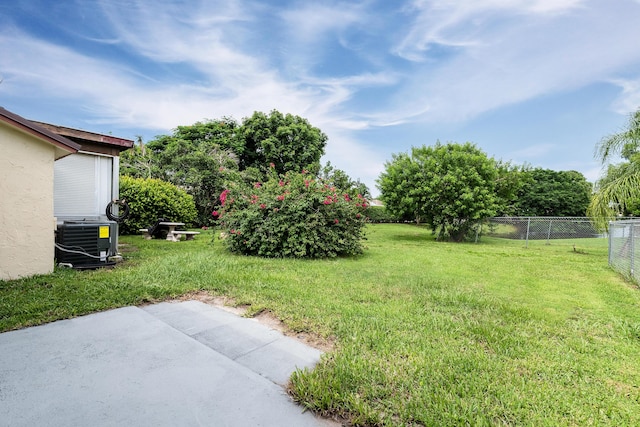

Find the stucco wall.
xmin=0 ymin=124 xmax=56 ymax=280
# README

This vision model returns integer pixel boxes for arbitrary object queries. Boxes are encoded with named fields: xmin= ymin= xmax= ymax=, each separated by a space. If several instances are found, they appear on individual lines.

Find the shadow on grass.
xmin=386 ymin=225 xmax=436 ymax=244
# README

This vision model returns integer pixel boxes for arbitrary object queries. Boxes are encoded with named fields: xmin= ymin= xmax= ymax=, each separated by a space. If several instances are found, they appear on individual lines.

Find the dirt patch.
xmin=169 ymin=290 xmax=335 ymax=353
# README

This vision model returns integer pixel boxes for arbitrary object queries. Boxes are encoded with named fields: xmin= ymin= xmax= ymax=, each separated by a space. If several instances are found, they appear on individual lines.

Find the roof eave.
xmin=0 ymin=107 xmax=81 ymax=155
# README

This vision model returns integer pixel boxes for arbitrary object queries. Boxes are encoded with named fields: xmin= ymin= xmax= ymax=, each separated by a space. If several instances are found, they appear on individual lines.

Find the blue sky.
xmin=2 ymin=0 xmax=640 ymax=196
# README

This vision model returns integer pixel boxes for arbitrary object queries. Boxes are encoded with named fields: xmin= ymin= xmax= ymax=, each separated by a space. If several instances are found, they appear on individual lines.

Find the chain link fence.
xmin=608 ymin=219 xmax=640 ymax=282
xmin=481 ymin=217 xmax=640 ymax=283
xmin=481 ymin=217 xmax=606 ymax=247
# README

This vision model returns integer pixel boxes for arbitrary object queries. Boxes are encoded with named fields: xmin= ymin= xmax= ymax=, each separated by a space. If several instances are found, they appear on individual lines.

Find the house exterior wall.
xmin=0 ymin=124 xmax=57 ymax=280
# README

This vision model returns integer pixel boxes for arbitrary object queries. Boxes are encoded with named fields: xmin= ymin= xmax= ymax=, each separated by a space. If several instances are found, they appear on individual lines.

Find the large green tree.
xmin=514 ymin=168 xmax=592 ymax=216
xmin=589 ymin=110 xmax=640 ymax=228
xmin=121 ymin=119 xmax=240 ymax=226
xmin=377 ymin=142 xmax=506 ymax=242
xmin=238 ymin=110 xmax=327 ymax=175
xmin=121 ymin=111 xmax=330 ymax=226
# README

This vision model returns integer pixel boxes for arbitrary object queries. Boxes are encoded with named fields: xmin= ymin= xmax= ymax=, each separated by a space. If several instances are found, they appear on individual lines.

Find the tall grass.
xmin=1 ymin=224 xmax=639 ymax=425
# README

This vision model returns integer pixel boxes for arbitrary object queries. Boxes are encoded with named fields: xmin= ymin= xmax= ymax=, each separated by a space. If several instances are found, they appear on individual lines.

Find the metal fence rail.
xmin=608 ymin=220 xmax=640 ymax=283
xmin=482 ymin=217 xmax=604 ymax=246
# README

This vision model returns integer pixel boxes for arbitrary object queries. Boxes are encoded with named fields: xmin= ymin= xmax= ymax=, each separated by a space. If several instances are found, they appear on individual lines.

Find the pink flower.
xmin=302 ymin=169 xmax=307 ymax=174
xmin=220 ymin=189 xmax=230 ymax=206
xmin=260 ymin=203 xmax=266 ymax=209
xmin=356 ymin=214 xmax=361 ymax=219
xmin=277 ymin=195 xmax=285 ymax=201
xmin=334 ymin=219 xmax=339 ymax=224
xmin=278 ymin=180 xmax=285 ymax=187
xmin=212 ymin=210 xmax=219 ymax=217
xmin=219 ymin=167 xmax=225 ymax=172
xmin=269 ymin=162 xmax=275 ymax=168
xmin=323 ymin=198 xmax=332 ymax=205
xmin=344 ymin=194 xmax=351 ymax=201
xmin=254 ymin=182 xmax=262 ymax=188
xmin=304 ymin=180 xmax=310 ymax=188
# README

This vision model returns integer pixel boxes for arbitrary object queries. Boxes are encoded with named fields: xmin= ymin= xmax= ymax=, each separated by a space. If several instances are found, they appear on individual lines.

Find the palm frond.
xmin=588 ymin=170 xmax=640 ymax=229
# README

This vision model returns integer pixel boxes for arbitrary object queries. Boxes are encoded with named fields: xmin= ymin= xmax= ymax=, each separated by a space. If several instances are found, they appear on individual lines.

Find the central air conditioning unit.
xmin=55 ymin=221 xmax=118 ymax=269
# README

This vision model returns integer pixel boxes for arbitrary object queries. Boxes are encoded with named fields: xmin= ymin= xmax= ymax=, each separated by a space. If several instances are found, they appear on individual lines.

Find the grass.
xmin=1 ymin=224 xmax=640 ymax=425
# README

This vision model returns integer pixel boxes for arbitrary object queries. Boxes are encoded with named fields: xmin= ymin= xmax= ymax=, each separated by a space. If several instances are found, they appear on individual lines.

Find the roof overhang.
xmin=32 ymin=121 xmax=134 ymax=155
xmin=0 ymin=107 xmax=80 ymax=159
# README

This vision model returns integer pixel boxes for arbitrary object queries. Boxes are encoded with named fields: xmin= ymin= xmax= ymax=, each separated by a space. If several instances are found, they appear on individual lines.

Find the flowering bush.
xmin=216 ymin=169 xmax=368 ymax=258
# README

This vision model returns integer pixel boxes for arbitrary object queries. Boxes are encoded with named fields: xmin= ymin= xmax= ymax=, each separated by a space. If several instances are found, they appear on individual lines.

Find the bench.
xmin=139 ymin=228 xmax=152 ymax=240
xmin=168 ymin=230 xmax=200 ymax=242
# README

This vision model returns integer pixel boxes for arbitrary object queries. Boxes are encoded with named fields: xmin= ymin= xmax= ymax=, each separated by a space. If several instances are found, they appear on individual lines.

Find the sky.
xmin=2 ymin=0 xmax=640 ymax=196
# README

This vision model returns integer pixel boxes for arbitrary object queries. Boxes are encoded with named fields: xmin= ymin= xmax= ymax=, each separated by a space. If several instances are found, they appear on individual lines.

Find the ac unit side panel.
xmin=55 ymin=222 xmax=115 ymax=266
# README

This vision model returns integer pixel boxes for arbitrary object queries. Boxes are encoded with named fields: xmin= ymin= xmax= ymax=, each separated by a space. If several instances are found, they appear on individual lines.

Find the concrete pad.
xmin=0 ymin=304 xmax=336 ymax=427
xmin=236 ymin=335 xmax=323 ymax=385
xmin=143 ymin=301 xmax=323 ymax=385
xmin=143 ymin=300 xmax=241 ymax=336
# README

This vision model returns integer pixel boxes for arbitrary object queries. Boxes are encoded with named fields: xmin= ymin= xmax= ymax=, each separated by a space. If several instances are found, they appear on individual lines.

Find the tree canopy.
xmin=120 ymin=110 xmax=355 ymax=226
xmin=238 ymin=110 xmax=327 ymax=175
xmin=514 ymin=168 xmax=592 ymax=217
xmin=377 ymin=142 xmax=512 ymax=242
xmin=121 ymin=118 xmax=240 ymax=225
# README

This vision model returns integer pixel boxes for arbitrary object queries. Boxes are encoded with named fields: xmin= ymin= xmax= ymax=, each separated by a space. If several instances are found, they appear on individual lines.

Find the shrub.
xmin=366 ymin=206 xmax=403 ymax=223
xmin=216 ymin=169 xmax=368 ymax=258
xmin=119 ymin=176 xmax=197 ymax=235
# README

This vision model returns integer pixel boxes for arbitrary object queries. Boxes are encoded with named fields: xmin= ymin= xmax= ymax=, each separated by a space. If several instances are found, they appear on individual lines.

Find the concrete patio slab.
xmin=0 ymin=302 xmax=338 ymax=427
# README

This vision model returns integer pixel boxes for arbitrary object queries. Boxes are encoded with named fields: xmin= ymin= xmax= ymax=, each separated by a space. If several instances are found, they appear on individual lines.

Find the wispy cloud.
xmin=386 ymin=0 xmax=640 ymax=124
xmin=279 ymin=2 xmax=366 ymax=45
xmin=394 ymin=0 xmax=583 ymax=62
xmin=610 ymin=78 xmax=640 ymax=114
xmin=2 ymin=0 xmax=640 ymax=193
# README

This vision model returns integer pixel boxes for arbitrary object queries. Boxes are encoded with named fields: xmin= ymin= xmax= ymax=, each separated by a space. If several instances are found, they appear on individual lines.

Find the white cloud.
xmin=395 ymin=0 xmax=584 ymax=61
xmin=579 ymin=165 xmax=604 ymax=183
xmin=2 ymin=0 xmax=640 ymax=189
xmin=610 ymin=78 xmax=640 ymax=114
xmin=279 ymin=3 xmax=365 ymax=44
xmin=0 ymin=2 xmax=388 ymax=189
xmin=387 ymin=1 xmax=640 ymax=124
xmin=322 ymin=129 xmax=387 ymax=194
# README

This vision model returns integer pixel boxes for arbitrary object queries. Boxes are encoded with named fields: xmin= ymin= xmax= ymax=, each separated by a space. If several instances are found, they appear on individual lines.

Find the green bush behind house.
xmin=119 ymin=176 xmax=197 ymax=235
xmin=366 ymin=206 xmax=403 ymax=223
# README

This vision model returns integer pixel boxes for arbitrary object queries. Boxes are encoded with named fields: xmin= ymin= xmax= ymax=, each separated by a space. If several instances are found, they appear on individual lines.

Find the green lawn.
xmin=1 ymin=224 xmax=639 ymax=425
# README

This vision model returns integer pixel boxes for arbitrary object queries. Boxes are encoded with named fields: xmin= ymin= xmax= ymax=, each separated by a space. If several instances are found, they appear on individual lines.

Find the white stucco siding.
xmin=0 ymin=124 xmax=56 ymax=280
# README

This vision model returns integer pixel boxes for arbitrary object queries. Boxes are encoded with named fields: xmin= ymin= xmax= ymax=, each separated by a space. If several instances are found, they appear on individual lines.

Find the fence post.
xmin=608 ymin=221 xmax=613 ymax=266
xmin=525 ymin=217 xmax=531 ymax=248
xmin=631 ymin=224 xmax=635 ymax=278
xmin=546 ymin=219 xmax=552 ymax=245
